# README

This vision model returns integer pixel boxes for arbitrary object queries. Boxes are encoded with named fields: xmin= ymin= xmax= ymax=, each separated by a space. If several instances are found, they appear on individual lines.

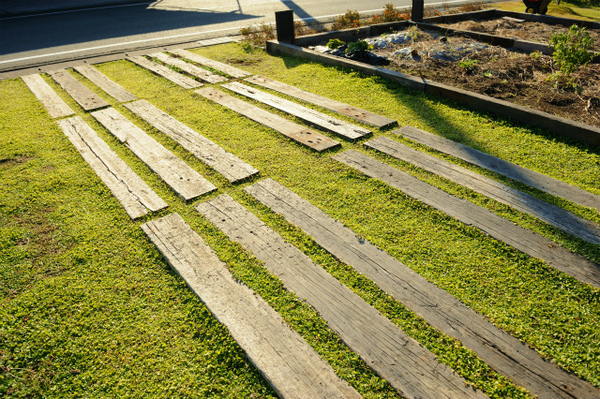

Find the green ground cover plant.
xmin=1 ymin=43 xmax=599 ymax=398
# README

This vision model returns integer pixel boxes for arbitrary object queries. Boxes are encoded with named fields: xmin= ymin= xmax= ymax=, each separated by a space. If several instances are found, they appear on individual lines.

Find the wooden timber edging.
xmin=195 ymin=194 xmax=488 ymax=399
xmin=149 ymin=52 xmax=228 ymax=84
xmin=333 ymin=150 xmax=600 ymax=289
xmin=244 ymin=178 xmax=600 ymax=399
xmin=57 ymin=116 xmax=167 ymax=219
xmin=74 ymin=65 xmax=138 ymax=103
xmin=47 ymin=69 xmax=109 ymax=112
xmin=127 ymin=55 xmax=203 ymax=89
xmin=141 ymin=213 xmax=361 ymax=399
xmin=21 ymin=74 xmax=75 ymax=119
xmin=170 ymin=49 xmax=252 ymax=79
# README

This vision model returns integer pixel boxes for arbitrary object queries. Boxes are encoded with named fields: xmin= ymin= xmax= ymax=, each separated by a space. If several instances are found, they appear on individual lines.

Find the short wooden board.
xmin=245 ymin=178 xmax=600 ymax=399
xmin=196 ymin=87 xmax=340 ymax=152
xmin=195 ymin=194 xmax=487 ymax=399
xmin=223 ymin=82 xmax=371 ymax=141
xmin=127 ymin=55 xmax=203 ymax=89
xmin=21 ymin=74 xmax=75 ymax=119
xmin=91 ymin=107 xmax=216 ymax=201
xmin=171 ymin=49 xmax=251 ymax=78
xmin=47 ymin=69 xmax=109 ymax=111
xmin=333 ymin=150 xmax=600 ymax=289
xmin=124 ymin=100 xmax=258 ymax=183
xmin=396 ymin=126 xmax=600 ymax=211
xmin=246 ymin=75 xmax=397 ymax=128
xmin=141 ymin=213 xmax=360 ymax=399
xmin=366 ymin=136 xmax=600 ymax=245
xmin=150 ymin=52 xmax=228 ymax=84
xmin=74 ymin=64 xmax=138 ymax=103
xmin=57 ymin=116 xmax=167 ymax=219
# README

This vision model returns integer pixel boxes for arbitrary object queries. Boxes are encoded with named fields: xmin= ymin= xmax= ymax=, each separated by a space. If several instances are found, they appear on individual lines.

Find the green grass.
xmin=490 ymin=0 xmax=600 ymax=21
xmin=1 ymin=42 xmax=599 ymax=398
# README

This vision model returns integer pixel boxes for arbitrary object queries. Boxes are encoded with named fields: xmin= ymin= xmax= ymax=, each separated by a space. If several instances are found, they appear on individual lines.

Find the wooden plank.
xmin=196 ymin=87 xmax=339 ymax=152
xmin=141 ymin=213 xmax=360 ymax=399
xmin=223 ymin=82 xmax=371 ymax=141
xmin=333 ymin=150 xmax=600 ymax=289
xmin=366 ymin=136 xmax=600 ymax=245
xmin=195 ymin=194 xmax=488 ymax=399
xmin=246 ymin=75 xmax=397 ymax=128
xmin=47 ymin=69 xmax=109 ymax=111
xmin=74 ymin=65 xmax=138 ymax=103
xmin=57 ymin=116 xmax=167 ymax=219
xmin=127 ymin=55 xmax=203 ymax=89
xmin=124 ymin=100 xmax=258 ymax=183
xmin=91 ymin=107 xmax=216 ymax=201
xmin=245 ymin=178 xmax=600 ymax=399
xmin=170 ymin=49 xmax=251 ymax=78
xmin=397 ymin=126 xmax=600 ymax=211
xmin=150 ymin=52 xmax=228 ymax=84
xmin=21 ymin=74 xmax=75 ymax=118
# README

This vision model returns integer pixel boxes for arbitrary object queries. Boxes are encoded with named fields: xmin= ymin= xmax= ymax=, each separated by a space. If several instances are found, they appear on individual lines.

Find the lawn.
xmin=490 ymin=0 xmax=600 ymax=21
xmin=1 ymin=42 xmax=599 ymax=398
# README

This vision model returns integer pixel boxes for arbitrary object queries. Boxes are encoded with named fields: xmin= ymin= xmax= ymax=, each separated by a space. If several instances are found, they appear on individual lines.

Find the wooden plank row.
xmin=171 ymin=49 xmax=251 ymax=78
xmin=47 ymin=69 xmax=109 ymax=111
xmin=196 ymin=87 xmax=339 ymax=152
xmin=150 ymin=52 xmax=228 ymax=84
xmin=91 ymin=107 xmax=216 ymax=201
xmin=333 ymin=150 xmax=600 ymax=289
xmin=74 ymin=64 xmax=138 ymax=103
xmin=223 ymin=82 xmax=371 ymax=141
xmin=397 ymin=126 xmax=600 ymax=211
xmin=57 ymin=116 xmax=167 ymax=219
xmin=141 ymin=213 xmax=360 ymax=399
xmin=246 ymin=75 xmax=397 ymax=128
xmin=21 ymin=74 xmax=75 ymax=119
xmin=244 ymin=178 xmax=600 ymax=399
xmin=124 ymin=100 xmax=258 ymax=183
xmin=195 ymin=194 xmax=488 ymax=399
xmin=127 ymin=55 xmax=203 ymax=89
xmin=366 ymin=136 xmax=600 ymax=245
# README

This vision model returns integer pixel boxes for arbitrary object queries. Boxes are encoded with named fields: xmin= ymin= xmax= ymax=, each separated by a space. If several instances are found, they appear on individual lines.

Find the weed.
xmin=345 ymin=40 xmax=372 ymax=55
xmin=240 ymin=24 xmax=275 ymax=46
xmin=327 ymin=38 xmax=346 ymax=50
xmin=332 ymin=10 xmax=363 ymax=30
xmin=369 ymin=3 xmax=410 ymax=24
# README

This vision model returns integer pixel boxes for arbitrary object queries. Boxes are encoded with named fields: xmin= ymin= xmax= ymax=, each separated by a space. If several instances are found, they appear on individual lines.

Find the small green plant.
xmin=332 ymin=10 xmax=363 ymax=30
xmin=529 ymin=50 xmax=542 ymax=59
xmin=549 ymin=25 xmax=598 ymax=79
xmin=345 ymin=40 xmax=372 ymax=55
xmin=458 ymin=58 xmax=479 ymax=70
xmin=406 ymin=25 xmax=420 ymax=40
xmin=482 ymin=70 xmax=494 ymax=78
xmin=327 ymin=38 xmax=346 ymax=50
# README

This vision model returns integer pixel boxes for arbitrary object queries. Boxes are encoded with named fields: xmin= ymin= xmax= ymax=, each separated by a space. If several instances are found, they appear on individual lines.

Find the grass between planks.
xmin=1 ymin=42 xmax=599 ymax=398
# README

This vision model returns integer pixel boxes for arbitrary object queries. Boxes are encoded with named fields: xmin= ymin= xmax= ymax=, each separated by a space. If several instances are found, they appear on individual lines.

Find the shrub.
xmin=240 ymin=24 xmax=275 ymax=46
xmin=549 ymin=24 xmax=598 ymax=79
xmin=369 ymin=4 xmax=409 ymax=23
xmin=327 ymin=39 xmax=346 ymax=50
xmin=332 ymin=10 xmax=363 ymax=30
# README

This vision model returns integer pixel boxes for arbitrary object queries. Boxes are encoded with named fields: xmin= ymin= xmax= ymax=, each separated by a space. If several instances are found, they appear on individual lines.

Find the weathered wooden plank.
xmin=195 ymin=194 xmax=488 ymax=399
xmin=150 ymin=52 xmax=228 ymax=84
xmin=91 ymin=107 xmax=216 ymax=201
xmin=124 ymin=100 xmax=258 ymax=183
xmin=246 ymin=75 xmax=397 ymax=128
xmin=47 ymin=69 xmax=110 ymax=111
xmin=245 ymin=178 xmax=600 ymax=399
xmin=397 ymin=126 xmax=600 ymax=211
xmin=196 ymin=87 xmax=340 ymax=152
xmin=141 ymin=213 xmax=360 ymax=399
xmin=333 ymin=150 xmax=600 ymax=289
xmin=366 ymin=136 xmax=600 ymax=245
xmin=74 ymin=64 xmax=138 ymax=103
xmin=171 ymin=49 xmax=251 ymax=78
xmin=223 ymin=82 xmax=371 ymax=141
xmin=57 ymin=116 xmax=167 ymax=219
xmin=21 ymin=74 xmax=75 ymax=119
xmin=127 ymin=55 xmax=203 ymax=89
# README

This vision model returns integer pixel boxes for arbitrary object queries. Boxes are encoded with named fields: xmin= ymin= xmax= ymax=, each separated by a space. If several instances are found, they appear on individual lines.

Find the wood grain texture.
xmin=333 ymin=150 xmax=600 ymax=289
xmin=127 ymin=55 xmax=203 ymax=89
xmin=245 ymin=178 xmax=600 ymax=399
xmin=245 ymin=75 xmax=396 ymax=128
xmin=141 ymin=213 xmax=360 ymax=399
xmin=57 ymin=116 xmax=167 ymax=219
xmin=195 ymin=194 xmax=488 ymax=399
xmin=91 ymin=107 xmax=216 ymax=201
xmin=397 ymin=126 xmax=600 ymax=211
xmin=74 ymin=65 xmax=138 ymax=103
xmin=171 ymin=49 xmax=252 ymax=78
xmin=150 ymin=52 xmax=228 ymax=84
xmin=196 ymin=87 xmax=340 ymax=152
xmin=124 ymin=100 xmax=258 ymax=183
xmin=21 ymin=74 xmax=75 ymax=118
xmin=223 ymin=82 xmax=371 ymax=141
xmin=47 ymin=69 xmax=109 ymax=111
xmin=366 ymin=136 xmax=600 ymax=245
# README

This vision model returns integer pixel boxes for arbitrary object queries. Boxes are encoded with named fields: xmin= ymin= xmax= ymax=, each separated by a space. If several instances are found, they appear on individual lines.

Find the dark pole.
xmin=275 ymin=10 xmax=295 ymax=43
xmin=412 ymin=0 xmax=424 ymax=21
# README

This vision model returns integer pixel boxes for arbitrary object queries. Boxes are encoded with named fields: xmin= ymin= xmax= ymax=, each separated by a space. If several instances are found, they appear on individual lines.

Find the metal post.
xmin=275 ymin=10 xmax=295 ymax=43
xmin=412 ymin=0 xmax=424 ymax=21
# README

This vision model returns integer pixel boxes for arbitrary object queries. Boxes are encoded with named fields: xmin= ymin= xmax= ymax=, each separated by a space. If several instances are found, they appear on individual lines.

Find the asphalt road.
xmin=0 ymin=0 xmax=473 ymax=72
